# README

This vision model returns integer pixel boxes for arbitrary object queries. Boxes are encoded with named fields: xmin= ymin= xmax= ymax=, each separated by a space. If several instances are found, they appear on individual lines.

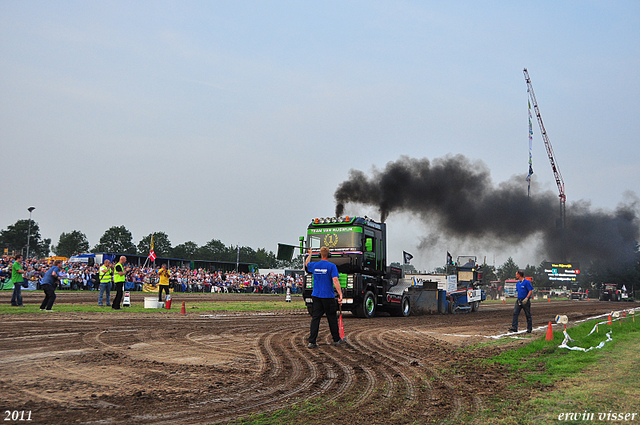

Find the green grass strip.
xmin=489 ymin=316 xmax=639 ymax=386
xmin=0 ymin=300 xmax=306 ymax=314
xmin=466 ymin=315 xmax=640 ymax=424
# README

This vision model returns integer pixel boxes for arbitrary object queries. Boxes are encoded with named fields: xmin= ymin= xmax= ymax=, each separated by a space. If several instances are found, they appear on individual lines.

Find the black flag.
xmin=447 ymin=251 xmax=453 ymax=265
xmin=403 ymin=251 xmax=413 ymax=264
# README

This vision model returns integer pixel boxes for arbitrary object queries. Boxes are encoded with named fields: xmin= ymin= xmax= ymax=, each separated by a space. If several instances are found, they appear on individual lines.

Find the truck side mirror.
xmin=365 ymin=238 xmax=373 ymax=252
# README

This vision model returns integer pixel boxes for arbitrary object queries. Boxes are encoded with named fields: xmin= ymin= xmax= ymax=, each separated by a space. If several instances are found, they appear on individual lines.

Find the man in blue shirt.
xmin=40 ymin=260 xmax=62 ymax=311
xmin=508 ymin=270 xmax=533 ymax=333
xmin=305 ymin=247 xmax=344 ymax=348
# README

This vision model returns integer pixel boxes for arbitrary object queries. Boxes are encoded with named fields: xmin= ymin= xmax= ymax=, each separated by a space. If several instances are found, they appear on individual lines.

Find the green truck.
xmin=301 ymin=215 xmax=486 ymax=317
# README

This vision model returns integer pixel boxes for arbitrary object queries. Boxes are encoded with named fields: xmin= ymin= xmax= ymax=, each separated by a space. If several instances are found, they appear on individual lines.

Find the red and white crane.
xmin=523 ymin=68 xmax=566 ymax=229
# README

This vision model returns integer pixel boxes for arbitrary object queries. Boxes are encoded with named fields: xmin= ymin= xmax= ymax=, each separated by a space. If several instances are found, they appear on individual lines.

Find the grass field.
xmin=469 ymin=314 xmax=640 ymax=424
xmin=0 ymin=298 xmax=306 ymax=315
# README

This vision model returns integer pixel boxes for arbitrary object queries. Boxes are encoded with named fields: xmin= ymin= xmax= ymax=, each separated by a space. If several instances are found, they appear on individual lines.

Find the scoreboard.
xmin=542 ymin=262 xmax=580 ymax=282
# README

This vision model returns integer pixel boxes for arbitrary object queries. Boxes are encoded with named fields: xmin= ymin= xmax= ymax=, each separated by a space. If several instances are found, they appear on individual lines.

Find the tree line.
xmin=0 ymin=221 xmax=301 ymax=269
xmin=2 ymin=219 xmax=637 ymax=287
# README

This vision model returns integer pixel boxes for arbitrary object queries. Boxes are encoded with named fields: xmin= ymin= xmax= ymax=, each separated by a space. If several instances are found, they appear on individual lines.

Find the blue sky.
xmin=2 ymin=1 xmax=639 ymax=271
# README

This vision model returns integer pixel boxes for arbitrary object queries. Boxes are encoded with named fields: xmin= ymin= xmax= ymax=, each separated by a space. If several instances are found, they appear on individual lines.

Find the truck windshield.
xmin=457 ymin=256 xmax=476 ymax=268
xmin=307 ymin=227 xmax=362 ymax=251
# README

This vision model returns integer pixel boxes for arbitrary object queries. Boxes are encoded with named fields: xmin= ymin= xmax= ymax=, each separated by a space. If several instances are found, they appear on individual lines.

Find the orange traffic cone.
xmin=180 ymin=301 xmax=186 ymax=315
xmin=607 ymin=314 xmax=612 ymax=325
xmin=548 ymin=296 xmax=551 ymax=303
xmin=545 ymin=321 xmax=554 ymax=341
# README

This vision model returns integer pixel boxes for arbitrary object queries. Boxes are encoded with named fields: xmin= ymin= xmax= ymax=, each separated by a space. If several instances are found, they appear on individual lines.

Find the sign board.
xmin=543 ymin=262 xmax=580 ymax=282
xmin=467 ymin=288 xmax=482 ymax=302
xmin=446 ymin=275 xmax=457 ymax=293
xmin=405 ymin=273 xmax=447 ymax=289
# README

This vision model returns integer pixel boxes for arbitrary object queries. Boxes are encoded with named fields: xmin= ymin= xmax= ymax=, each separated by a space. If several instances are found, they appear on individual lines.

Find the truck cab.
xmin=444 ymin=255 xmax=486 ymax=313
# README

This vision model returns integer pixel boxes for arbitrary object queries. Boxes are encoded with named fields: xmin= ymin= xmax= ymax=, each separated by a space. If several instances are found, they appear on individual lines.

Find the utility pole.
xmin=26 ymin=206 xmax=35 ymax=258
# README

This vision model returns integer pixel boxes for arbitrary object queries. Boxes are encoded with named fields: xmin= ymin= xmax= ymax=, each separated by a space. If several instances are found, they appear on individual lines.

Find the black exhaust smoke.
xmin=334 ymin=155 xmax=639 ymax=266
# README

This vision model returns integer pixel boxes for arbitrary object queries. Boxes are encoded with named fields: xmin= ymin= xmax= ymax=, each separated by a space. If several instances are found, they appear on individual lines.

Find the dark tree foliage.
xmin=584 ymin=256 xmax=640 ymax=294
xmin=92 ymin=226 xmax=136 ymax=255
xmin=137 ymin=232 xmax=172 ymax=257
xmin=53 ymin=231 xmax=90 ymax=258
xmin=497 ymin=257 xmax=519 ymax=282
xmin=171 ymin=241 xmax=199 ymax=260
xmin=277 ymin=254 xmax=303 ymax=269
xmin=0 ymin=219 xmax=50 ymax=258
xmin=197 ymin=239 xmax=228 ymax=261
xmin=480 ymin=264 xmax=497 ymax=285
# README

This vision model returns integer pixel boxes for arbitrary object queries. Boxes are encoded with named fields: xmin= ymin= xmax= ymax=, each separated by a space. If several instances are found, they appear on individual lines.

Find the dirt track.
xmin=1 ymin=292 xmax=636 ymax=425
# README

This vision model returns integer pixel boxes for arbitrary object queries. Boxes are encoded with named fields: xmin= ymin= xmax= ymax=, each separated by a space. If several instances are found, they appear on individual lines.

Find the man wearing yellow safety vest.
xmin=98 ymin=259 xmax=113 ymax=307
xmin=157 ymin=263 xmax=171 ymax=303
xmin=112 ymin=256 xmax=129 ymax=310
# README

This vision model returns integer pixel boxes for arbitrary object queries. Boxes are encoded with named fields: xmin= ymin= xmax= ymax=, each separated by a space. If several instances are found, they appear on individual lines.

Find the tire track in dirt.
xmin=313 ymin=345 xmax=354 ymax=404
xmin=376 ymin=327 xmax=466 ymax=419
xmin=326 ymin=330 xmax=377 ymax=409
xmin=183 ymin=328 xmax=289 ymax=415
xmin=347 ymin=326 xmax=403 ymax=407
xmin=359 ymin=327 xmax=417 ymax=401
xmin=150 ymin=325 xmax=321 ymax=425
xmin=384 ymin=326 xmax=485 ymax=418
xmin=407 ymin=326 xmax=488 ymax=413
xmin=183 ymin=331 xmax=257 ymax=366
xmin=173 ymin=328 xmax=326 ymax=425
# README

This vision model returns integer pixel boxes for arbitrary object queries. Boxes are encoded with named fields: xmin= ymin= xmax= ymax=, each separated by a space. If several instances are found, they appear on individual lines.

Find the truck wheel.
xmin=401 ymin=296 xmax=411 ymax=317
xmin=356 ymin=291 xmax=376 ymax=318
xmin=391 ymin=296 xmax=411 ymax=317
xmin=448 ymin=298 xmax=455 ymax=314
xmin=471 ymin=301 xmax=479 ymax=312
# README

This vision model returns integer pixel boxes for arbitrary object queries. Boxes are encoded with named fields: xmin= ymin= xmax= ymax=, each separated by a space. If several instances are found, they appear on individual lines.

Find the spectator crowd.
xmin=1 ymin=256 xmax=303 ymax=294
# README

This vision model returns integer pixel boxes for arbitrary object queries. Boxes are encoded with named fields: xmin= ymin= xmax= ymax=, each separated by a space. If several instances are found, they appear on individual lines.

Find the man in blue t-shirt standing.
xmin=40 ymin=260 xmax=62 ymax=311
xmin=305 ymin=247 xmax=344 ymax=348
xmin=508 ymin=270 xmax=534 ymax=333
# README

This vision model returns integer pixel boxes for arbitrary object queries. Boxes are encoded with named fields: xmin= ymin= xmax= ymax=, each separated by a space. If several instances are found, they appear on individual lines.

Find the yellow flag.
xmin=150 ymin=235 xmax=154 ymax=251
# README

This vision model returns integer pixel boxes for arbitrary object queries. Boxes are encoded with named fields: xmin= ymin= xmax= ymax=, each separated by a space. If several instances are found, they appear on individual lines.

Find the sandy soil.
xmin=0 ymin=291 xmax=636 ymax=424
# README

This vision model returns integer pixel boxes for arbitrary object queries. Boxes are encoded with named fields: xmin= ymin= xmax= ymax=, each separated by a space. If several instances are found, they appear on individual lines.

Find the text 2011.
xmin=3 ymin=411 xmax=32 ymax=421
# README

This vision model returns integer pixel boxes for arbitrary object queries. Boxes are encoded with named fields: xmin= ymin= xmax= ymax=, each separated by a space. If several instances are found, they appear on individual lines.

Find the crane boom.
xmin=523 ymin=68 xmax=566 ymax=229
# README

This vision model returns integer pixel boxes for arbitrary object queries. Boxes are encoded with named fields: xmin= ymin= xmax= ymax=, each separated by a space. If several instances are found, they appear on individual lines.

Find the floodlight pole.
xmin=26 ymin=206 xmax=35 ymax=259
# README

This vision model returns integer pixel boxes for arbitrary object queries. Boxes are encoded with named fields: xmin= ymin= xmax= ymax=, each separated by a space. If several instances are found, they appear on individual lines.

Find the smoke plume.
xmin=334 ymin=155 xmax=639 ymax=266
